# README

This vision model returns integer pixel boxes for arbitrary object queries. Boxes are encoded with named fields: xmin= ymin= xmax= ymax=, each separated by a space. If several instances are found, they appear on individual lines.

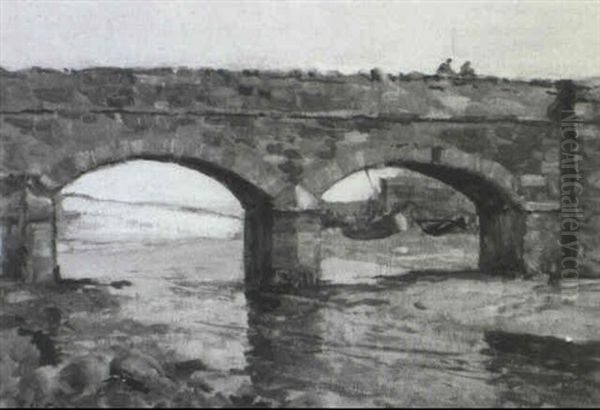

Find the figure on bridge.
xmin=436 ymin=58 xmax=456 ymax=76
xmin=459 ymin=61 xmax=476 ymax=77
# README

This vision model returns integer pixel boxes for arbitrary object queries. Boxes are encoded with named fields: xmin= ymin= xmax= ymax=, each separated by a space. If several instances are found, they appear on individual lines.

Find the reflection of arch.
xmin=307 ymin=146 xmax=526 ymax=276
xmin=39 ymin=141 xmax=291 ymax=289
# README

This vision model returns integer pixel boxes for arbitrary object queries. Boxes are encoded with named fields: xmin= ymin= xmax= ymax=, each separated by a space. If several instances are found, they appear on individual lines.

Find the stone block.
xmin=485 ymin=162 xmax=515 ymax=191
xmin=581 ymin=260 xmax=600 ymax=278
xmin=92 ymin=144 xmax=116 ymax=166
xmin=574 ymin=102 xmax=595 ymax=121
xmin=342 ymin=130 xmax=369 ymax=145
xmin=272 ymin=185 xmax=296 ymax=210
xmin=439 ymin=147 xmax=472 ymax=168
xmin=1 ymin=221 xmax=22 ymax=276
xmin=0 ymin=223 xmax=8 ymax=277
xmin=113 ymin=140 xmax=135 ymax=161
xmin=523 ymin=211 xmax=560 ymax=276
xmin=393 ymin=146 xmax=431 ymax=165
xmin=334 ymin=147 xmax=363 ymax=176
xmin=270 ymin=211 xmax=322 ymax=287
xmin=523 ymin=201 xmax=560 ymax=212
xmin=302 ymin=161 xmax=345 ymax=196
xmin=520 ymin=174 xmax=546 ymax=187
xmin=587 ymin=170 xmax=600 ymax=190
xmin=437 ymin=95 xmax=471 ymax=116
xmin=129 ymin=139 xmax=145 ymax=156
xmin=33 ymin=87 xmax=74 ymax=104
xmin=544 ymin=147 xmax=559 ymax=163
xmin=541 ymin=161 xmax=559 ymax=175
xmin=581 ymin=214 xmax=600 ymax=270
xmin=0 ymin=191 xmax=23 ymax=221
xmin=25 ymin=191 xmax=53 ymax=222
xmin=71 ymin=151 xmax=95 ymax=173
xmin=295 ymin=185 xmax=320 ymax=210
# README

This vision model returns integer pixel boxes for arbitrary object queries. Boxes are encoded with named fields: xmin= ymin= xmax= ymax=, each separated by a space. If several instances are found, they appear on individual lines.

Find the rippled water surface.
xmin=58 ymin=238 xmax=600 ymax=407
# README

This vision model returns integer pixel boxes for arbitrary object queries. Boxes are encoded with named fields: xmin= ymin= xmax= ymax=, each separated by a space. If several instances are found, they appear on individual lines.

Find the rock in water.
xmin=284 ymin=392 xmax=323 ymax=408
xmin=56 ymin=354 xmax=111 ymax=398
xmin=109 ymin=280 xmax=132 ymax=289
xmin=109 ymin=349 xmax=165 ymax=391
xmin=18 ymin=365 xmax=60 ymax=407
xmin=4 ymin=290 xmax=36 ymax=304
xmin=42 ymin=306 xmax=63 ymax=333
xmin=27 ymin=330 xmax=61 ymax=366
xmin=172 ymin=358 xmax=207 ymax=379
xmin=98 ymin=378 xmax=151 ymax=408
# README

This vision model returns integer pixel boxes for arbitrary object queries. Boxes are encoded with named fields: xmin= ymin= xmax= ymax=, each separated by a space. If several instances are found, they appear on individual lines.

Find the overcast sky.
xmin=1 ymin=0 xmax=599 ymax=79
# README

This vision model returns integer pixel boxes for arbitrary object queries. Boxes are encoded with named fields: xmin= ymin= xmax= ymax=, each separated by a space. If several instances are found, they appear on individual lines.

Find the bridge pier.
xmin=0 ymin=180 xmax=56 ymax=283
xmin=0 ymin=180 xmax=325 ymax=290
xmin=0 ymin=175 xmax=561 ymax=287
xmin=479 ymin=204 xmax=560 ymax=277
xmin=522 ymin=207 xmax=561 ymax=277
xmin=243 ymin=201 xmax=274 ymax=290
xmin=269 ymin=210 xmax=322 ymax=289
xmin=244 ymin=203 xmax=324 ymax=291
xmin=479 ymin=206 xmax=527 ymax=276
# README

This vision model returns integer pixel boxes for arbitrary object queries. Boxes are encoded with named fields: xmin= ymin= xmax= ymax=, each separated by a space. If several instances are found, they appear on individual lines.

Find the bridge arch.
xmin=303 ymin=146 xmax=528 ymax=276
xmin=37 ymin=137 xmax=290 ymax=202
xmin=26 ymin=139 xmax=298 ymax=289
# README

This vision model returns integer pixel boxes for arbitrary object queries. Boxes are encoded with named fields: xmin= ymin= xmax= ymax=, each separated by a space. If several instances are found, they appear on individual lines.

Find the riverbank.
xmin=0 ymin=278 xmax=280 ymax=408
xmin=1 ymin=238 xmax=599 ymax=407
xmin=2 ymin=275 xmax=599 ymax=407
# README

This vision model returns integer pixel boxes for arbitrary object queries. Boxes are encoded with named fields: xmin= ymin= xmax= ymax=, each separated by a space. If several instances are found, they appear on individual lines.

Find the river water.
xmin=57 ymin=237 xmax=600 ymax=407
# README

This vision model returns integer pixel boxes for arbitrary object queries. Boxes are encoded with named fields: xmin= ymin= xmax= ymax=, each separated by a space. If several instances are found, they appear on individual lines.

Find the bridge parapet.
xmin=1 ymin=67 xmax=572 ymax=122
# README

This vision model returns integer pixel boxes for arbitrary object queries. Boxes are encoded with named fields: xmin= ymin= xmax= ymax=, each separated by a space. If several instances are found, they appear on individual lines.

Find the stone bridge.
xmin=1 ymin=67 xmax=599 ymax=289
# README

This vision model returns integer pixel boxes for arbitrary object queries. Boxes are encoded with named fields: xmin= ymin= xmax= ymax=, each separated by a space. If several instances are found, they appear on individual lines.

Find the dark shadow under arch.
xmin=389 ymin=160 xmax=527 ymax=275
xmin=51 ymin=155 xmax=276 ymax=290
xmin=318 ymin=156 xmax=527 ymax=277
xmin=47 ymin=154 xmax=273 ymax=209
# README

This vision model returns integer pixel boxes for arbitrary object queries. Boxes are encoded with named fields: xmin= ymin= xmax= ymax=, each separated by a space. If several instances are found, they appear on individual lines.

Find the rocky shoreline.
xmin=0 ymin=280 xmax=278 ymax=408
xmin=2 ymin=265 xmax=600 ymax=407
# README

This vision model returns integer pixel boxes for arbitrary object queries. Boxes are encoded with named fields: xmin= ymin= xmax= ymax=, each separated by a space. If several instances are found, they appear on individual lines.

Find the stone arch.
xmin=302 ymin=146 xmax=522 ymax=208
xmin=304 ymin=145 xmax=528 ymax=276
xmin=34 ymin=139 xmax=295 ymax=290
xmin=37 ymin=136 xmax=290 ymax=204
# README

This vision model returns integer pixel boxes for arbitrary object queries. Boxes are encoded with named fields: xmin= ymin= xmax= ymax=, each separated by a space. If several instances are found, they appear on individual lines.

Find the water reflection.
xmin=242 ymin=279 xmax=600 ymax=407
xmin=243 ymin=286 xmax=498 ymax=407
xmin=245 ymin=291 xmax=331 ymax=405
xmin=59 ymin=239 xmax=249 ymax=372
xmin=482 ymin=330 xmax=600 ymax=407
xmin=57 ymin=238 xmax=600 ymax=407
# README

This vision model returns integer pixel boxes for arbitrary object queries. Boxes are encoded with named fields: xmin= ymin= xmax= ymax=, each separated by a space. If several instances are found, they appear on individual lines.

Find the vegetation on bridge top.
xmin=0 ymin=64 xmax=563 ymax=87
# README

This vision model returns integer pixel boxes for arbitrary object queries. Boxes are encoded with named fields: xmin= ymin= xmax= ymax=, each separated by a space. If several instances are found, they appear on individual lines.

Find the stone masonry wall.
xmin=0 ymin=67 xmax=564 ymax=198
xmin=1 ymin=67 xmax=598 ymax=283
